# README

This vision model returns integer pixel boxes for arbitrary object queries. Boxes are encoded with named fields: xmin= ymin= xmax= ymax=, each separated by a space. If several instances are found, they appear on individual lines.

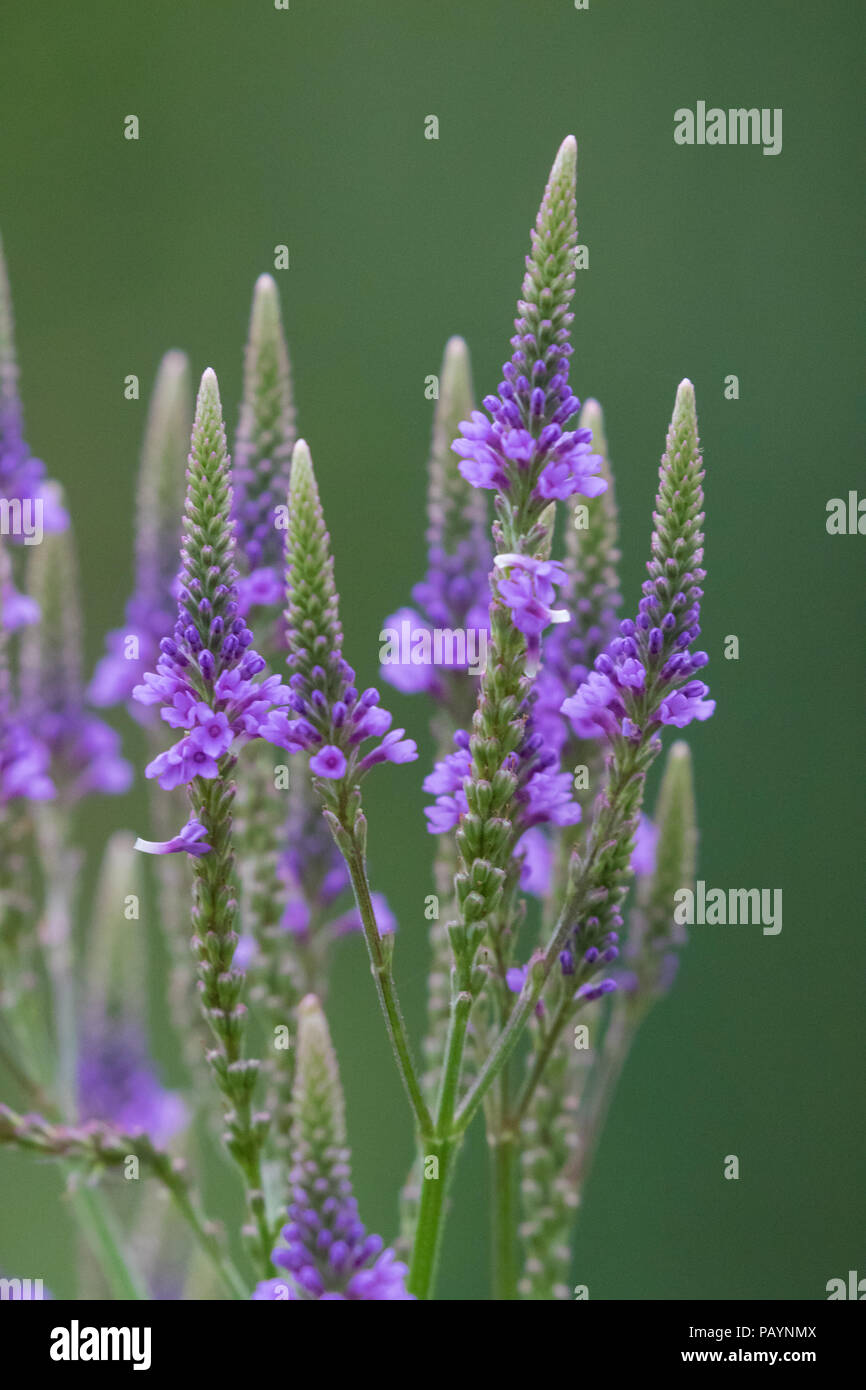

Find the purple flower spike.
xmin=452 ymin=137 xmax=605 ymax=512
xmin=0 ymin=233 xmax=68 ymax=541
xmin=561 ymin=382 xmax=715 ymax=743
xmin=253 ymin=997 xmax=414 ymax=1301
xmin=258 ymin=440 xmax=418 ymax=788
xmin=132 ymin=371 xmax=291 ymax=789
xmin=232 ymin=274 xmax=296 ymax=622
xmin=90 ymin=352 xmax=192 ymax=713
xmin=77 ymin=1015 xmax=187 ymax=1148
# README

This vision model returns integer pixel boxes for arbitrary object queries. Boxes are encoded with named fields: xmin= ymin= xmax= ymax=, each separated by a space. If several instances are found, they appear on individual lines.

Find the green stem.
xmin=68 ymin=1181 xmax=148 ymax=1301
xmin=407 ymin=983 xmax=474 ymax=1298
xmin=407 ymin=1136 xmax=456 ymax=1299
xmin=513 ymin=993 xmax=574 ymax=1125
xmin=490 ymin=1130 xmax=519 ymax=1300
xmin=343 ymin=840 xmax=432 ymax=1138
xmin=165 ymin=1179 xmax=249 ymax=1299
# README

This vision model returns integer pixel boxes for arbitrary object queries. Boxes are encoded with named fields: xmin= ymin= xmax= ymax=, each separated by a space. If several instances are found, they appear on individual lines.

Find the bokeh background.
xmin=0 ymin=0 xmax=862 ymax=1299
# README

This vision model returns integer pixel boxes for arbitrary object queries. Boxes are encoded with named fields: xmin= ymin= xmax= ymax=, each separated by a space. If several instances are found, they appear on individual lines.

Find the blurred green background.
xmin=0 ymin=0 xmax=863 ymax=1299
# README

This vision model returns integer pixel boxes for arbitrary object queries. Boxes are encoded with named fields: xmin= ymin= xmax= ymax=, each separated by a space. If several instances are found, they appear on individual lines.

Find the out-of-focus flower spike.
xmin=565 ymin=399 xmax=619 ymax=594
xmin=0 ymin=232 xmax=67 ymax=536
xmin=253 ymin=995 xmax=414 ymax=1300
xmin=428 ymin=336 xmax=486 ymax=549
xmin=86 ymin=831 xmax=145 ymax=1016
xmin=627 ymin=739 xmax=696 ymax=1006
xmin=76 ymin=831 xmax=187 ymax=1147
xmin=21 ymin=492 xmax=131 ymax=800
xmin=381 ymin=336 xmax=492 ymax=710
xmin=21 ymin=485 xmax=81 ymax=703
xmin=294 ymin=993 xmax=345 ymax=1150
xmin=233 ymin=274 xmax=295 ymax=585
xmin=135 ymin=351 xmax=192 ymax=600
xmin=89 ymin=352 xmax=192 ymax=710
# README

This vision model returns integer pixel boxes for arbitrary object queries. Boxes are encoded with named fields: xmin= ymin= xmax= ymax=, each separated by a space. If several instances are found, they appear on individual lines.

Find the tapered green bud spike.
xmin=234 ymin=275 xmax=296 ymax=570
xmin=284 ymin=439 xmax=343 ymax=689
xmin=646 ymin=739 xmax=697 ymax=936
xmin=87 ymin=832 xmax=144 ymax=1019
xmin=21 ymin=485 xmax=83 ymax=706
xmin=293 ymin=994 xmax=347 ymax=1154
xmin=178 ymin=368 xmax=238 ymax=656
xmin=651 ymin=378 xmax=705 ymax=576
xmin=518 ymin=135 xmax=578 ymax=377
xmin=135 ymin=351 xmax=192 ymax=596
xmin=427 ymin=336 xmax=485 ymax=549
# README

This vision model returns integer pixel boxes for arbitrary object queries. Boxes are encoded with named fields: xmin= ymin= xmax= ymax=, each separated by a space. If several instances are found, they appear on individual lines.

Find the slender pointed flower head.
xmin=0 ymin=231 xmax=67 ymax=537
xmin=259 ymin=440 xmax=417 ymax=780
xmin=380 ymin=337 xmax=492 ymax=704
xmin=452 ymin=138 xmax=605 ymax=528
xmin=561 ymin=381 xmax=715 ymax=741
xmin=19 ymin=498 xmax=131 ymax=800
xmin=133 ymin=369 xmax=290 ymax=793
xmin=90 ymin=351 xmax=192 ymax=710
xmin=253 ymin=996 xmax=413 ymax=1300
xmin=232 ymin=274 xmax=296 ymax=613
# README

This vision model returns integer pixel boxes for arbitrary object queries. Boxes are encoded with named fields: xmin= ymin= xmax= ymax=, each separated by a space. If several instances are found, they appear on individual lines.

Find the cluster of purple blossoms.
xmin=454 ymin=401 xmax=605 ymax=504
xmin=493 ymin=552 xmax=570 ymax=670
xmin=260 ymin=661 xmax=416 ymax=782
xmin=133 ymin=594 xmax=291 ymax=793
xmin=561 ymin=618 xmax=714 ymax=741
xmin=0 ymin=718 xmax=54 ymax=804
xmin=253 ymin=1191 xmax=412 ymax=1301
xmin=77 ymin=1017 xmax=187 ymax=1148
